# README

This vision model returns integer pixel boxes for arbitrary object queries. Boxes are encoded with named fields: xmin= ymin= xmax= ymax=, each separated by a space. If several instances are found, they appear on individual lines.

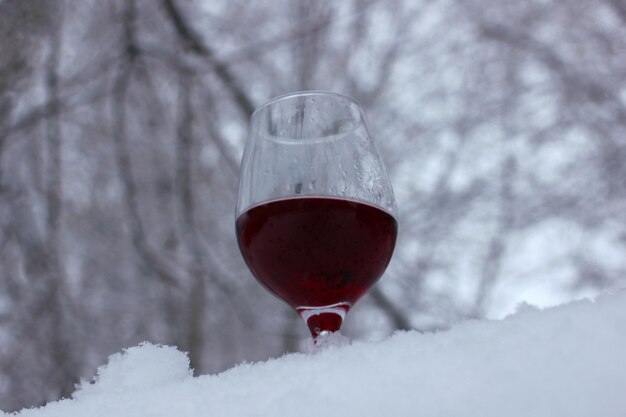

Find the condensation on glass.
xmin=236 ymin=91 xmax=397 ymax=218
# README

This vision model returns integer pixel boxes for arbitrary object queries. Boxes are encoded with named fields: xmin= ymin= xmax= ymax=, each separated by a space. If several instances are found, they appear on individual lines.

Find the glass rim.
xmin=251 ymin=90 xmax=362 ymax=119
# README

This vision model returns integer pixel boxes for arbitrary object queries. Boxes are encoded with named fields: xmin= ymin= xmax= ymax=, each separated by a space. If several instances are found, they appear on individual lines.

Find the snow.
xmin=8 ymin=290 xmax=626 ymax=417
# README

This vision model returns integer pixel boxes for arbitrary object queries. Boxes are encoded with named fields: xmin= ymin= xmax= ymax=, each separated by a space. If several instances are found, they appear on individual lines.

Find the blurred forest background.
xmin=1 ymin=0 xmax=625 ymax=411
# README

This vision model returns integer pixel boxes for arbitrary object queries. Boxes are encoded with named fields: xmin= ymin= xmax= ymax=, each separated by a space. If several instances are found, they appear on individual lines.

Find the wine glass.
xmin=235 ymin=91 xmax=397 ymax=343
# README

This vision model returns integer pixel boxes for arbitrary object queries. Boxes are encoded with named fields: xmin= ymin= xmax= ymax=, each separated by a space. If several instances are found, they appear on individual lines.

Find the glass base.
xmin=305 ymin=329 xmax=351 ymax=353
xmin=296 ymin=302 xmax=350 ymax=338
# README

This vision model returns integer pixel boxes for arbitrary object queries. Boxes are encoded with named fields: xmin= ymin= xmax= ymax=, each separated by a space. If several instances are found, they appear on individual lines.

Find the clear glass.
xmin=235 ymin=91 xmax=398 ymax=344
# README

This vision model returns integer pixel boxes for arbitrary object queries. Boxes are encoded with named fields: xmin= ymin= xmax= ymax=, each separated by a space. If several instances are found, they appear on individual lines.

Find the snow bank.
xmin=8 ymin=291 xmax=626 ymax=417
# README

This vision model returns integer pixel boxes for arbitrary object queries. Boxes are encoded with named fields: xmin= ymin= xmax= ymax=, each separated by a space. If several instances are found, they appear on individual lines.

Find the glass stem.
xmin=297 ymin=303 xmax=350 ymax=338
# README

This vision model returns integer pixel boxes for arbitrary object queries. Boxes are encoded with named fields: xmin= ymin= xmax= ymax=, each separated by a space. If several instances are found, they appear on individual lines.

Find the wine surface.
xmin=236 ymin=196 xmax=397 ymax=313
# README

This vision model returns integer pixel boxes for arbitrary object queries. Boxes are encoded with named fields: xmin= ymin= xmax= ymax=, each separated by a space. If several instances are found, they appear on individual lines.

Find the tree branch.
xmin=369 ymin=286 xmax=413 ymax=331
xmin=162 ymin=0 xmax=255 ymax=117
xmin=472 ymin=156 xmax=517 ymax=316
xmin=478 ymin=21 xmax=626 ymax=125
xmin=111 ymin=0 xmax=181 ymax=289
xmin=607 ymin=0 xmax=626 ymax=24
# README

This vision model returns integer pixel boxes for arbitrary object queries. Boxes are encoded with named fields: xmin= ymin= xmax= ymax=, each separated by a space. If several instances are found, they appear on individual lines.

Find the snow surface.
xmin=8 ymin=290 xmax=626 ymax=417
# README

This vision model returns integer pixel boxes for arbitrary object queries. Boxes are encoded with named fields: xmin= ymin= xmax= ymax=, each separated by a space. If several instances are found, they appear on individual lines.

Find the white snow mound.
xmin=74 ymin=343 xmax=193 ymax=399
xmin=8 ymin=290 xmax=626 ymax=417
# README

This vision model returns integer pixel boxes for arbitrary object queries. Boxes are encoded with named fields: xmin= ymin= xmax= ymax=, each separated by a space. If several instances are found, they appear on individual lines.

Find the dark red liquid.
xmin=236 ymin=196 xmax=397 ymax=336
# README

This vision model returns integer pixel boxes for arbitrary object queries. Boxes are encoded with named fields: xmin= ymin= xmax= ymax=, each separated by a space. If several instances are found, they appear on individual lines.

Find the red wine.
xmin=236 ymin=196 xmax=397 ymax=335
